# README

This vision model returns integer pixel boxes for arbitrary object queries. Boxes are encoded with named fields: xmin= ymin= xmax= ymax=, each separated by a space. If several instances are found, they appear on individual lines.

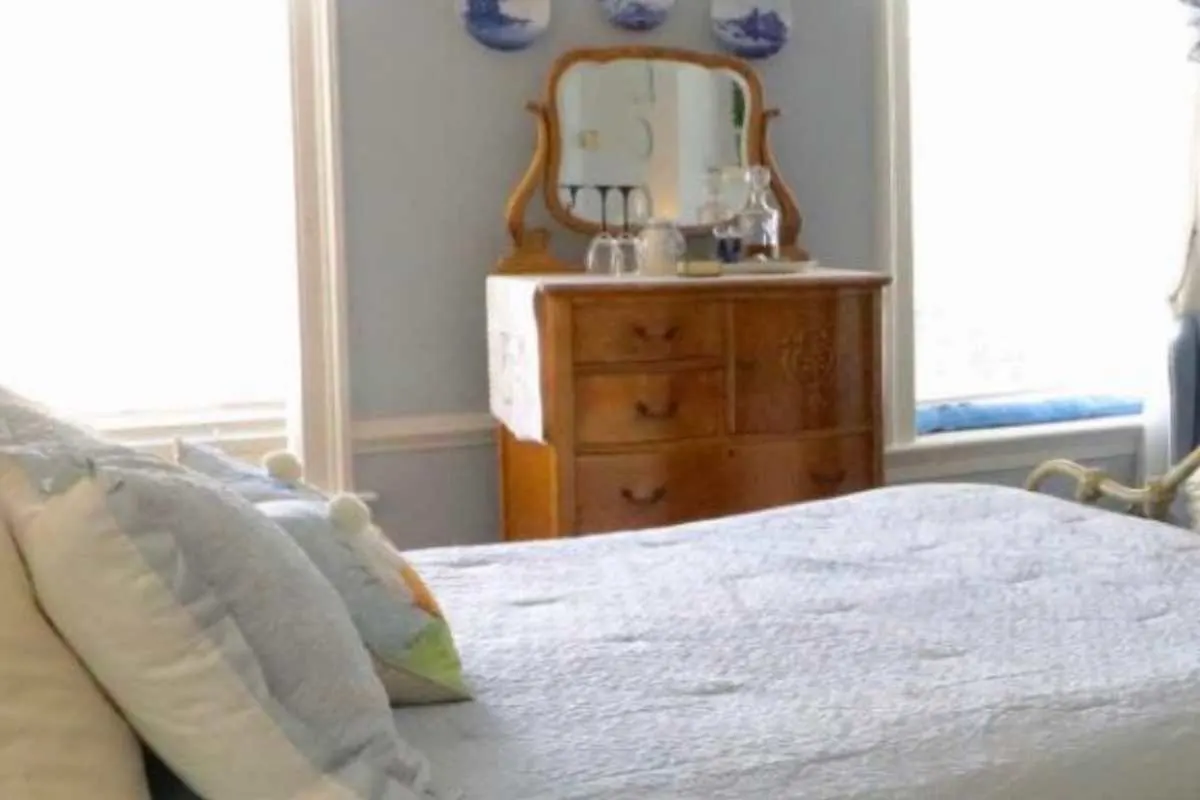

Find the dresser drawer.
xmin=576 ymin=446 xmax=730 ymax=534
xmin=724 ymin=434 xmax=876 ymax=513
xmin=573 ymin=301 xmax=722 ymax=364
xmin=575 ymin=370 xmax=723 ymax=447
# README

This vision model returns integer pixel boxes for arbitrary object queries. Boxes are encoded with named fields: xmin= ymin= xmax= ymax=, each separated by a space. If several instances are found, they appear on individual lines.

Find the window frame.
xmin=875 ymin=0 xmax=1144 ymax=479
xmin=287 ymin=0 xmax=353 ymax=492
xmin=91 ymin=0 xmax=353 ymax=491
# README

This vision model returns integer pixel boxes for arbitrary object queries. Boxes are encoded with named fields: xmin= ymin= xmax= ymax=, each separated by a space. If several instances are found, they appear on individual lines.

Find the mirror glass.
xmin=554 ymin=59 xmax=755 ymax=231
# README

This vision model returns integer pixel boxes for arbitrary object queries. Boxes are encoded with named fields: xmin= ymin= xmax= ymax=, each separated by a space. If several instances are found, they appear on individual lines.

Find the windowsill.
xmin=84 ymin=404 xmax=288 ymax=464
xmin=886 ymin=414 xmax=1144 ymax=483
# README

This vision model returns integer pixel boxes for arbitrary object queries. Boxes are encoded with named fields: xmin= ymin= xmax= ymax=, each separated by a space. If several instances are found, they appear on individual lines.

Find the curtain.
xmin=1188 ymin=0 xmax=1200 ymax=61
xmin=1167 ymin=139 xmax=1200 ymax=468
xmin=1155 ymin=1 xmax=1200 ymax=495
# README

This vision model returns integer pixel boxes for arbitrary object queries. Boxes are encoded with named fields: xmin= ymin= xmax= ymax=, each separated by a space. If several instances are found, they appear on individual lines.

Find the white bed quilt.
xmin=399 ymin=485 xmax=1200 ymax=799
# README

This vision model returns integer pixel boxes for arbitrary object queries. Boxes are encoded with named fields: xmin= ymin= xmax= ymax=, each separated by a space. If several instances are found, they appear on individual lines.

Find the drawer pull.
xmin=621 ymin=487 xmax=668 ymax=507
xmin=810 ymin=468 xmax=847 ymax=486
xmin=633 ymin=324 xmax=681 ymax=343
xmin=635 ymin=400 xmax=680 ymax=420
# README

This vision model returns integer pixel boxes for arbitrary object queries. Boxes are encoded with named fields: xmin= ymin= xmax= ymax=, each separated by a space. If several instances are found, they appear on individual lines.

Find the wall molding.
xmin=885 ymin=417 xmax=1143 ymax=483
xmin=352 ymin=412 xmax=1143 ymax=483
xmin=352 ymin=413 xmax=494 ymax=455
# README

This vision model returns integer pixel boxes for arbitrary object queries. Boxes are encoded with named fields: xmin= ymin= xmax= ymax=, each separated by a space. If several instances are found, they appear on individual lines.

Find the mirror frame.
xmin=501 ymin=46 xmax=806 ymax=274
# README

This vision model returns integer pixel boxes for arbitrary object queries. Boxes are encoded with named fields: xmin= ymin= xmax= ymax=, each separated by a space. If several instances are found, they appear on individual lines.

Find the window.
xmin=0 ymin=2 xmax=300 ymax=444
xmin=898 ymin=2 xmax=1195 ymax=437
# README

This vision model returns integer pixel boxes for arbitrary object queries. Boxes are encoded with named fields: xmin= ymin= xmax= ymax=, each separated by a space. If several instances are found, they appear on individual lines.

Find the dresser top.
xmin=487 ymin=266 xmax=891 ymax=296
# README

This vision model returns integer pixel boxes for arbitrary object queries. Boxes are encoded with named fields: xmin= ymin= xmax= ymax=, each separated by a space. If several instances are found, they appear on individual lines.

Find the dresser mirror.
xmin=503 ymin=46 xmax=805 ymax=274
xmin=554 ymin=59 xmax=753 ymax=230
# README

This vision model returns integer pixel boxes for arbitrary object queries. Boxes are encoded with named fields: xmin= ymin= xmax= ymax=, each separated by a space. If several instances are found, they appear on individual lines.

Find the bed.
xmin=399 ymin=483 xmax=1200 ymax=800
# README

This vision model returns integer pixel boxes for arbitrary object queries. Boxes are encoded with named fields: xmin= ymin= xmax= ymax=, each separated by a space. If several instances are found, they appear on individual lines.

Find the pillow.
xmin=260 ymin=496 xmax=471 ymax=704
xmin=171 ymin=439 xmax=324 ymax=503
xmin=0 ymin=515 xmax=151 ymax=800
xmin=0 ymin=445 xmax=445 ymax=800
xmin=175 ymin=440 xmax=471 ymax=706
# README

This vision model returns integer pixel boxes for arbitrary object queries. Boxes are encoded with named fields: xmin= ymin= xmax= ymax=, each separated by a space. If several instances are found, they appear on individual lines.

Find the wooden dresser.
xmin=488 ymin=269 xmax=891 ymax=541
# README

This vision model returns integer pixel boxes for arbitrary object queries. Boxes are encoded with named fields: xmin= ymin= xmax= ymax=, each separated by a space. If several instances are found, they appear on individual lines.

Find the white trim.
xmin=886 ymin=416 xmax=1144 ymax=483
xmin=877 ymin=0 xmax=916 ymax=447
xmin=89 ymin=406 xmax=288 ymax=464
xmin=289 ymin=0 xmax=353 ymax=493
xmin=352 ymin=414 xmax=495 ymax=455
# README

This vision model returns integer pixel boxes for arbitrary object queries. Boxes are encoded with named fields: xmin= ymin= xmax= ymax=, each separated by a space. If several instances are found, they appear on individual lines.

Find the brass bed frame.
xmin=1026 ymin=450 xmax=1200 ymax=521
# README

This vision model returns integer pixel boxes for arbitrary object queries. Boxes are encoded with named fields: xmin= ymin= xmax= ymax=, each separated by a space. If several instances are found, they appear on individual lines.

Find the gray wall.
xmin=903 ymin=456 xmax=1139 ymax=497
xmin=336 ymin=0 xmax=880 ymax=419
xmin=335 ymin=2 xmax=1142 ymax=549
xmin=336 ymin=0 xmax=880 ymax=545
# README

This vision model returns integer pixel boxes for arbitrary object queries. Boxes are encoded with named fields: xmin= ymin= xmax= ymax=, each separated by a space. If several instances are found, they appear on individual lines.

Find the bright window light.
xmin=0 ymin=2 xmax=299 ymax=422
xmin=909 ymin=2 xmax=1195 ymax=405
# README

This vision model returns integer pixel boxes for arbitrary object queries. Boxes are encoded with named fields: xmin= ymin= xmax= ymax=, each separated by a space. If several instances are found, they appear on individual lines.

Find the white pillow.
xmin=0 ymin=515 xmax=150 ymax=800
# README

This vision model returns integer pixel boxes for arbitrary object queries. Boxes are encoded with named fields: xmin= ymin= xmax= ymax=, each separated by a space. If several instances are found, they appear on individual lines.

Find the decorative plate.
xmin=711 ymin=0 xmax=793 ymax=60
xmin=599 ymin=0 xmax=676 ymax=32
xmin=460 ymin=0 xmax=550 ymax=52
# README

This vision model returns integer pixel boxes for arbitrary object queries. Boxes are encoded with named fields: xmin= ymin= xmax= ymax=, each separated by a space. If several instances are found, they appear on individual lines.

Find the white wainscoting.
xmin=352 ymin=413 xmax=1144 ymax=549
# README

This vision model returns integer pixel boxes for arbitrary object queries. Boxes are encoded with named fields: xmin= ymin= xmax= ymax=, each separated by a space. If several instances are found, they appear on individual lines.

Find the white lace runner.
xmin=487 ymin=277 xmax=546 ymax=442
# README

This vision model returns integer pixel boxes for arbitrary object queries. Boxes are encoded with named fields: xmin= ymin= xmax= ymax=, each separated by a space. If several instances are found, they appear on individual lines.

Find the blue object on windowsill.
xmin=916 ymin=395 xmax=1144 ymax=436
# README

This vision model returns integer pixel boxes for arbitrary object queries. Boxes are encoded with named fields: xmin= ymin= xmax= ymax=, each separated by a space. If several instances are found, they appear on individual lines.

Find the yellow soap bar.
xmin=678 ymin=260 xmax=724 ymax=278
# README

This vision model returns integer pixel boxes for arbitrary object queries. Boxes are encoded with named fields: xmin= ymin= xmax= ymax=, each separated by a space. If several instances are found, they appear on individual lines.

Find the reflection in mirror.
xmin=556 ymin=59 xmax=755 ymax=230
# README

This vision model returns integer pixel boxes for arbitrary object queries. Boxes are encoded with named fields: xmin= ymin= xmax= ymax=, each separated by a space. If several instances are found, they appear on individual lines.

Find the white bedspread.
xmin=398 ymin=484 xmax=1200 ymax=800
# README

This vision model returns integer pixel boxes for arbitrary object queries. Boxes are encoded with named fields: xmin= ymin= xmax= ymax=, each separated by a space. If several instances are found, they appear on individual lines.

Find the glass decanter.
xmin=736 ymin=165 xmax=780 ymax=261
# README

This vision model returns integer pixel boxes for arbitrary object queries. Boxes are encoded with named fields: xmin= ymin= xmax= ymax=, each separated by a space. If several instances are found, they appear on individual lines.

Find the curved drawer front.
xmin=573 ymin=301 xmax=722 ymax=364
xmin=575 ymin=446 xmax=730 ymax=534
xmin=575 ymin=370 xmax=723 ymax=447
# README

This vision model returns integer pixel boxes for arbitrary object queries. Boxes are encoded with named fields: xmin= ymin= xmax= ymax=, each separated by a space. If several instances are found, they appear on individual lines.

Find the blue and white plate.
xmin=711 ymin=0 xmax=793 ymax=60
xmin=599 ymin=0 xmax=676 ymax=32
xmin=460 ymin=0 xmax=550 ymax=52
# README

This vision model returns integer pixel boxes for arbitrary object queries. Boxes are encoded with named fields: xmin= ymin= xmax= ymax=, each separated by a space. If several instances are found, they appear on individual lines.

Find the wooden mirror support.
xmin=500 ymin=46 xmax=807 ymax=275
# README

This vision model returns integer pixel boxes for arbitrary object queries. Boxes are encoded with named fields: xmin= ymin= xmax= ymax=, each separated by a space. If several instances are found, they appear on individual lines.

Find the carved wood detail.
xmin=499 ymin=102 xmax=572 ymax=275
xmin=778 ymin=326 xmax=837 ymax=422
xmin=762 ymin=109 xmax=807 ymax=260
xmin=779 ymin=329 xmax=836 ymax=385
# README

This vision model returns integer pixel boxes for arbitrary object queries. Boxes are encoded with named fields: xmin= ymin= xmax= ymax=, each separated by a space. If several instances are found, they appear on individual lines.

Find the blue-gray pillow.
xmin=171 ymin=439 xmax=324 ymax=503
xmin=174 ymin=441 xmax=471 ymax=706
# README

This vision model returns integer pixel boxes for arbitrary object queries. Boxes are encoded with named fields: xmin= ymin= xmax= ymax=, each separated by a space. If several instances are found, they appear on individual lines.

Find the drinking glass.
xmin=585 ymin=233 xmax=625 ymax=276
xmin=615 ymin=234 xmax=645 ymax=276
